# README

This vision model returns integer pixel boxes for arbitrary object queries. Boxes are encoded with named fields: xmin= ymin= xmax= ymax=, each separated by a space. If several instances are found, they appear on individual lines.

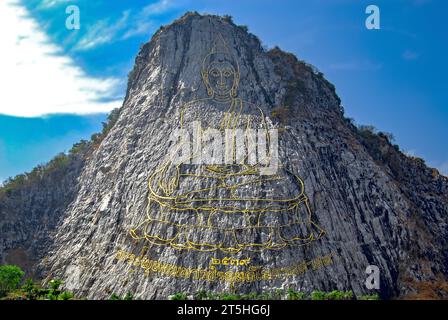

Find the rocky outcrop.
xmin=0 ymin=151 xmax=87 ymax=277
xmin=1 ymin=12 xmax=447 ymax=299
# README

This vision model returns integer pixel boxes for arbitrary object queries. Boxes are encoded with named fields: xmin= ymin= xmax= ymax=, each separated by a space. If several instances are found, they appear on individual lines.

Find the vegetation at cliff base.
xmin=169 ymin=289 xmax=380 ymax=301
xmin=0 ymin=265 xmax=24 ymax=297
xmin=0 ymin=264 xmax=381 ymax=301
xmin=109 ymin=292 xmax=134 ymax=300
xmin=0 ymin=264 xmax=76 ymax=300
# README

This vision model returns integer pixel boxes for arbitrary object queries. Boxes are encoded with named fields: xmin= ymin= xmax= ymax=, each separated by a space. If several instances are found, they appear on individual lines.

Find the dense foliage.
xmin=0 ymin=264 xmax=380 ymax=301
xmin=0 ymin=265 xmax=24 ymax=297
xmin=169 ymin=289 xmax=379 ymax=300
xmin=0 ymin=266 xmax=76 ymax=300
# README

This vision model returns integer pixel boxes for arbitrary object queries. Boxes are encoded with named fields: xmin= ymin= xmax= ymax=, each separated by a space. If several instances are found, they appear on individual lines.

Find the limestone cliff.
xmin=1 ymin=12 xmax=447 ymax=299
xmin=0 ymin=151 xmax=86 ymax=277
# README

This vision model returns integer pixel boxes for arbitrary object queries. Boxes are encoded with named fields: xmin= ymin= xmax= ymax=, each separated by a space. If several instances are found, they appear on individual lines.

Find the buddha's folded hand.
xmin=155 ymin=164 xmax=180 ymax=196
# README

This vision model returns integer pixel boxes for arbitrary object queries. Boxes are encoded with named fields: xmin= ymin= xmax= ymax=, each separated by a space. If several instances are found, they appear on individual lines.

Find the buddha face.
xmin=207 ymin=61 xmax=237 ymax=96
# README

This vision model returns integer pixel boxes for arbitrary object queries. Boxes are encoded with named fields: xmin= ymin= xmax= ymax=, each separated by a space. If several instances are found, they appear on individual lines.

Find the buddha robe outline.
xmin=130 ymin=36 xmax=325 ymax=253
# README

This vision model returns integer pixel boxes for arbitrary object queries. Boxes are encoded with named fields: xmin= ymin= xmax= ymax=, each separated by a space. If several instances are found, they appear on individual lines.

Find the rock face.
xmin=2 ymin=12 xmax=447 ymax=299
xmin=0 ymin=152 xmax=86 ymax=277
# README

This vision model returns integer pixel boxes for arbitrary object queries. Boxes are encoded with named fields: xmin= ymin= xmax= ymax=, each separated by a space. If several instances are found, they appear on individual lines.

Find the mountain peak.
xmin=1 ymin=12 xmax=447 ymax=300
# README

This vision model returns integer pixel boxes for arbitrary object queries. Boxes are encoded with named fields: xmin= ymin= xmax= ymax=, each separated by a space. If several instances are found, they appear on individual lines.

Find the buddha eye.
xmin=223 ymin=70 xmax=233 ymax=77
xmin=209 ymin=69 xmax=219 ymax=77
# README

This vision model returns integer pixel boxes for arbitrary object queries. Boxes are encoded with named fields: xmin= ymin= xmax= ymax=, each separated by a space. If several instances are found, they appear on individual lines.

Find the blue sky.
xmin=0 ymin=0 xmax=447 ymax=182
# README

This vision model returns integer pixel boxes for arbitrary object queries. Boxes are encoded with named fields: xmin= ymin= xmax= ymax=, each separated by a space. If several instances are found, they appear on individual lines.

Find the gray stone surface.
xmin=1 ymin=12 xmax=447 ymax=299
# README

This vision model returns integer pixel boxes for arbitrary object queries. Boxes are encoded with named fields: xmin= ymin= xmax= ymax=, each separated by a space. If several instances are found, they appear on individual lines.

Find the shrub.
xmin=21 ymin=279 xmax=38 ymax=300
xmin=124 ymin=292 xmax=133 ymax=300
xmin=273 ymin=288 xmax=284 ymax=300
xmin=165 ymin=290 xmax=372 ymax=300
xmin=287 ymin=288 xmax=306 ymax=300
xmin=326 ymin=290 xmax=353 ymax=300
xmin=0 ymin=265 xmax=25 ymax=297
xmin=239 ymin=25 xmax=249 ymax=32
xmin=109 ymin=292 xmax=133 ymax=300
xmin=257 ymin=292 xmax=273 ymax=300
xmin=378 ymin=131 xmax=395 ymax=143
xmin=359 ymin=294 xmax=380 ymax=300
xmin=21 ymin=278 xmax=72 ymax=300
xmin=194 ymin=290 xmax=209 ymax=300
xmin=47 ymin=279 xmax=63 ymax=300
xmin=109 ymin=293 xmax=122 ymax=300
xmin=58 ymin=291 xmax=74 ymax=300
xmin=91 ymin=108 xmax=121 ymax=146
xmin=47 ymin=154 xmax=69 ymax=172
xmin=240 ymin=292 xmax=259 ymax=300
xmin=310 ymin=290 xmax=327 ymax=300
xmin=222 ymin=15 xmax=233 ymax=23
xmin=170 ymin=292 xmax=189 ymax=300
xmin=220 ymin=293 xmax=240 ymax=300
xmin=310 ymin=290 xmax=354 ymax=300
xmin=69 ymin=140 xmax=90 ymax=156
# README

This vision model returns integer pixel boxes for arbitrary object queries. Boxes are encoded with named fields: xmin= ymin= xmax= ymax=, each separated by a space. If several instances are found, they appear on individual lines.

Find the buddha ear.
xmin=231 ymin=71 xmax=240 ymax=97
xmin=201 ymin=69 xmax=213 ymax=96
xmin=201 ymin=69 xmax=207 ymax=83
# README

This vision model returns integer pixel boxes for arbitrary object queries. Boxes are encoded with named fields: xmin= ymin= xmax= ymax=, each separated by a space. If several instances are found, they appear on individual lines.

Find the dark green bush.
xmin=47 ymin=279 xmax=63 ymax=300
xmin=326 ymin=290 xmax=353 ymax=300
xmin=124 ymin=292 xmax=133 ymax=300
xmin=109 ymin=292 xmax=133 ymax=300
xmin=287 ymin=288 xmax=306 ymax=300
xmin=0 ymin=265 xmax=25 ymax=297
xmin=109 ymin=293 xmax=122 ymax=300
xmin=194 ymin=290 xmax=209 ymax=300
xmin=310 ymin=290 xmax=327 ymax=300
xmin=359 ymin=294 xmax=380 ymax=300
xmin=58 ymin=291 xmax=74 ymax=300
xmin=21 ymin=279 xmax=38 ymax=300
xmin=239 ymin=25 xmax=249 ymax=32
xmin=310 ymin=290 xmax=354 ymax=300
xmin=170 ymin=292 xmax=189 ymax=300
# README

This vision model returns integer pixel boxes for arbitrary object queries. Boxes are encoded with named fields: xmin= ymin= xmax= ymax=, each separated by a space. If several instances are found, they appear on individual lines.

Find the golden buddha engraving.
xmin=130 ymin=36 xmax=325 ymax=253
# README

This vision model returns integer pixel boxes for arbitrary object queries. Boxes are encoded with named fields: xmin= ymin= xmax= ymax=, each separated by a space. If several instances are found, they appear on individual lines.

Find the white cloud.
xmin=38 ymin=0 xmax=67 ymax=9
xmin=121 ymin=0 xmax=176 ymax=39
xmin=74 ymin=0 xmax=181 ymax=50
xmin=122 ymin=21 xmax=154 ymax=40
xmin=0 ymin=0 xmax=122 ymax=117
xmin=142 ymin=0 xmax=176 ymax=15
xmin=75 ymin=10 xmax=130 ymax=51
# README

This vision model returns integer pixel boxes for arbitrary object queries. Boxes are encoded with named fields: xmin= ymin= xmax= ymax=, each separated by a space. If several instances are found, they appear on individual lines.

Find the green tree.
xmin=47 ymin=279 xmax=62 ymax=300
xmin=0 ymin=265 xmax=25 ymax=297
xmin=21 ymin=278 xmax=38 ymax=300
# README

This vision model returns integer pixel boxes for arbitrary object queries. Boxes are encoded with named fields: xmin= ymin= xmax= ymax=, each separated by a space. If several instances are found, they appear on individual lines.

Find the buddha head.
xmin=201 ymin=36 xmax=240 ymax=100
